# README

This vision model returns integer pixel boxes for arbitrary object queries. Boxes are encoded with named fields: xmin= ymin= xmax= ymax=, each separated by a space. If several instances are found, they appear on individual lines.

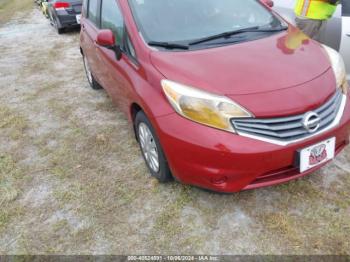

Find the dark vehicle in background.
xmin=48 ymin=0 xmax=82 ymax=34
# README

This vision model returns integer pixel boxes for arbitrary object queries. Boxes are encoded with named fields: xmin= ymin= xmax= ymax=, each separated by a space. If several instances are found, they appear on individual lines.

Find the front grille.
xmin=232 ymin=90 xmax=343 ymax=142
xmin=245 ymin=139 xmax=347 ymax=189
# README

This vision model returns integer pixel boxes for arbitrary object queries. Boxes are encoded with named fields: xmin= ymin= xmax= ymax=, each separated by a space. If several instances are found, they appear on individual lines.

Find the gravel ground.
xmin=0 ymin=5 xmax=349 ymax=255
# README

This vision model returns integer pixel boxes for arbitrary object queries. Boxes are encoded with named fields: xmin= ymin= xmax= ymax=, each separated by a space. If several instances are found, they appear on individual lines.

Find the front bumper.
xmin=155 ymin=96 xmax=350 ymax=193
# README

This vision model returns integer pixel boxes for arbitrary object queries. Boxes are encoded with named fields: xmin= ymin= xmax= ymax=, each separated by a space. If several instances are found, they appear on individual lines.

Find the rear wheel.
xmin=51 ymin=15 xmax=64 ymax=34
xmin=83 ymin=55 xmax=102 ymax=90
xmin=135 ymin=111 xmax=172 ymax=182
xmin=57 ymin=27 xmax=64 ymax=34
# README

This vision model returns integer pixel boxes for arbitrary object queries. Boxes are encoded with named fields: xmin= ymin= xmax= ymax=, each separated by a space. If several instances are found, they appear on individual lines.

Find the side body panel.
xmin=80 ymin=0 xmax=175 ymax=120
xmin=81 ymin=18 xmax=101 ymax=81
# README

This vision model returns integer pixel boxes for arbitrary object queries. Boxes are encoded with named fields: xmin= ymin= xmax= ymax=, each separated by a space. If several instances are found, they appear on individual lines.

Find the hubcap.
xmin=138 ymin=123 xmax=160 ymax=173
xmin=83 ymin=56 xmax=93 ymax=85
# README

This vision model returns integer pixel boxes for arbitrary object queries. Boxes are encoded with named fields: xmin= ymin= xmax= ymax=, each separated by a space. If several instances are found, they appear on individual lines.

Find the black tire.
xmin=57 ymin=27 xmax=65 ymax=34
xmin=82 ymin=54 xmax=102 ymax=90
xmin=135 ymin=111 xmax=172 ymax=182
xmin=52 ymin=15 xmax=64 ymax=34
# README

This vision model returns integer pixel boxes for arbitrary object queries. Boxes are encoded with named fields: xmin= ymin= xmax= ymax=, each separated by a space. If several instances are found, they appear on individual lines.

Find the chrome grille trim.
xmin=232 ymin=90 xmax=346 ymax=146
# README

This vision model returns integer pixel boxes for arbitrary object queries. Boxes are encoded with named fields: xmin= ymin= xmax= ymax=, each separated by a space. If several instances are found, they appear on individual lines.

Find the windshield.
xmin=128 ymin=0 xmax=283 ymax=44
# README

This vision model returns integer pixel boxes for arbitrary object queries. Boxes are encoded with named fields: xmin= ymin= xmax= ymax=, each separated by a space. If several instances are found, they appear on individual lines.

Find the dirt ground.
xmin=0 ymin=3 xmax=349 ymax=255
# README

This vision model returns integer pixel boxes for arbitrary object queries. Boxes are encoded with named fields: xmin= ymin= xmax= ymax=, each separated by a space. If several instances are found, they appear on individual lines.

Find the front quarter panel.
xmin=130 ymin=61 xmax=175 ymax=120
xmin=116 ymin=1 xmax=175 ymax=120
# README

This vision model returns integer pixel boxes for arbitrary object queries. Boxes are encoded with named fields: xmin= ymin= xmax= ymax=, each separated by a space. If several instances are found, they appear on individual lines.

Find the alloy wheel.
xmin=138 ymin=122 xmax=160 ymax=173
xmin=83 ymin=55 xmax=93 ymax=85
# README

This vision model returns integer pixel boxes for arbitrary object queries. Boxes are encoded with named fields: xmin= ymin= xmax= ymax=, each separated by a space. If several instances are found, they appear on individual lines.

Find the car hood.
xmin=150 ymin=30 xmax=332 ymax=96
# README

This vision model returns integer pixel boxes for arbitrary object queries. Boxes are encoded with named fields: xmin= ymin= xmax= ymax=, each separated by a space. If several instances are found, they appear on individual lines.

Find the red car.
xmin=80 ymin=0 xmax=350 ymax=192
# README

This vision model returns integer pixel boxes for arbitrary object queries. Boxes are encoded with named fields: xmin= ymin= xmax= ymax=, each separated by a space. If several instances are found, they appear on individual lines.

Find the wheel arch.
xmin=130 ymin=103 xmax=144 ymax=141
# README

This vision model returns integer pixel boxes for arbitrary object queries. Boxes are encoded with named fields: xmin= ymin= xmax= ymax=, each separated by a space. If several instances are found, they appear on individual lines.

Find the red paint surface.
xmin=80 ymin=1 xmax=350 ymax=192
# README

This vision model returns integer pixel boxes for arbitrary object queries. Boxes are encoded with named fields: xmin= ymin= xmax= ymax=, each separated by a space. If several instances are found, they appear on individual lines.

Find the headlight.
xmin=161 ymin=80 xmax=252 ymax=133
xmin=322 ymin=44 xmax=348 ymax=94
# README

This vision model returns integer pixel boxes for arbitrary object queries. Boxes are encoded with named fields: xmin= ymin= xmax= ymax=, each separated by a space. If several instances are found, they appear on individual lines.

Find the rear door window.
xmin=101 ymin=0 xmax=124 ymax=44
xmin=343 ymin=0 xmax=350 ymax=16
xmin=88 ymin=0 xmax=99 ymax=25
xmin=82 ymin=0 xmax=88 ymax=16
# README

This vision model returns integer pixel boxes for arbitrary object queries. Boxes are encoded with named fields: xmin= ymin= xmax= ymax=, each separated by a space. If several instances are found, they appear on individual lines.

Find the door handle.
xmin=347 ymin=33 xmax=350 ymax=37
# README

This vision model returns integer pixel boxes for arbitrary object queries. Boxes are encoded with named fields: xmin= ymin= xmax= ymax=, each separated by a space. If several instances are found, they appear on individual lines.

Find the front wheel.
xmin=135 ymin=111 xmax=172 ymax=182
xmin=83 ymin=54 xmax=102 ymax=90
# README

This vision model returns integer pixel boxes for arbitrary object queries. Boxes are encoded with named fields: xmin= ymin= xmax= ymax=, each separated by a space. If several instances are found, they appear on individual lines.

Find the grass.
xmin=243 ymin=176 xmax=350 ymax=254
xmin=149 ymin=186 xmax=203 ymax=252
xmin=0 ymin=106 xmax=28 ymax=140
xmin=0 ymin=155 xmax=22 ymax=197
xmin=0 ymin=207 xmax=24 ymax=233
xmin=0 ymin=155 xmax=24 ymax=232
xmin=0 ymin=0 xmax=32 ymax=25
xmin=258 ymin=212 xmax=303 ymax=249
xmin=25 ymin=82 xmax=61 ymax=102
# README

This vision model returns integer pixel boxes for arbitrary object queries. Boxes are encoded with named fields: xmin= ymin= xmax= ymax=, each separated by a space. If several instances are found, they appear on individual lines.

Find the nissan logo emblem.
xmin=302 ymin=112 xmax=321 ymax=133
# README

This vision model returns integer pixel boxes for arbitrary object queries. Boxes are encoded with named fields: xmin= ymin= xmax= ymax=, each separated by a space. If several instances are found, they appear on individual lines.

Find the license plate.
xmin=299 ymin=137 xmax=335 ymax=173
xmin=76 ymin=14 xmax=81 ymax=24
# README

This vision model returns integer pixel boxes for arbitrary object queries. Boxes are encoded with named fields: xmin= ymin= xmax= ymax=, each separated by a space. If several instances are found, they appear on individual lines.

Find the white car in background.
xmin=273 ymin=0 xmax=350 ymax=81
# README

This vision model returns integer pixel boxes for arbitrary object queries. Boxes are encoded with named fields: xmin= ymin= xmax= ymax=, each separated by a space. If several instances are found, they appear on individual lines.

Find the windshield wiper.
xmin=148 ymin=41 xmax=189 ymax=50
xmin=189 ymin=25 xmax=288 ymax=46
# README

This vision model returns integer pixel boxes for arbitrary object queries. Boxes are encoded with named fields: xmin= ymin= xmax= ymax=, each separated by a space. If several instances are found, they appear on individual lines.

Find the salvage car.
xmin=41 ymin=0 xmax=52 ymax=18
xmin=273 ymin=0 xmax=350 ymax=81
xmin=80 ymin=0 xmax=350 ymax=192
xmin=48 ymin=0 xmax=82 ymax=34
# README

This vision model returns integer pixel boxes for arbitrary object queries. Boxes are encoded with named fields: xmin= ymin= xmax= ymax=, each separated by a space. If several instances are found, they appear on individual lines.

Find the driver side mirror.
xmin=96 ymin=29 xmax=122 ymax=60
xmin=261 ymin=0 xmax=274 ymax=8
